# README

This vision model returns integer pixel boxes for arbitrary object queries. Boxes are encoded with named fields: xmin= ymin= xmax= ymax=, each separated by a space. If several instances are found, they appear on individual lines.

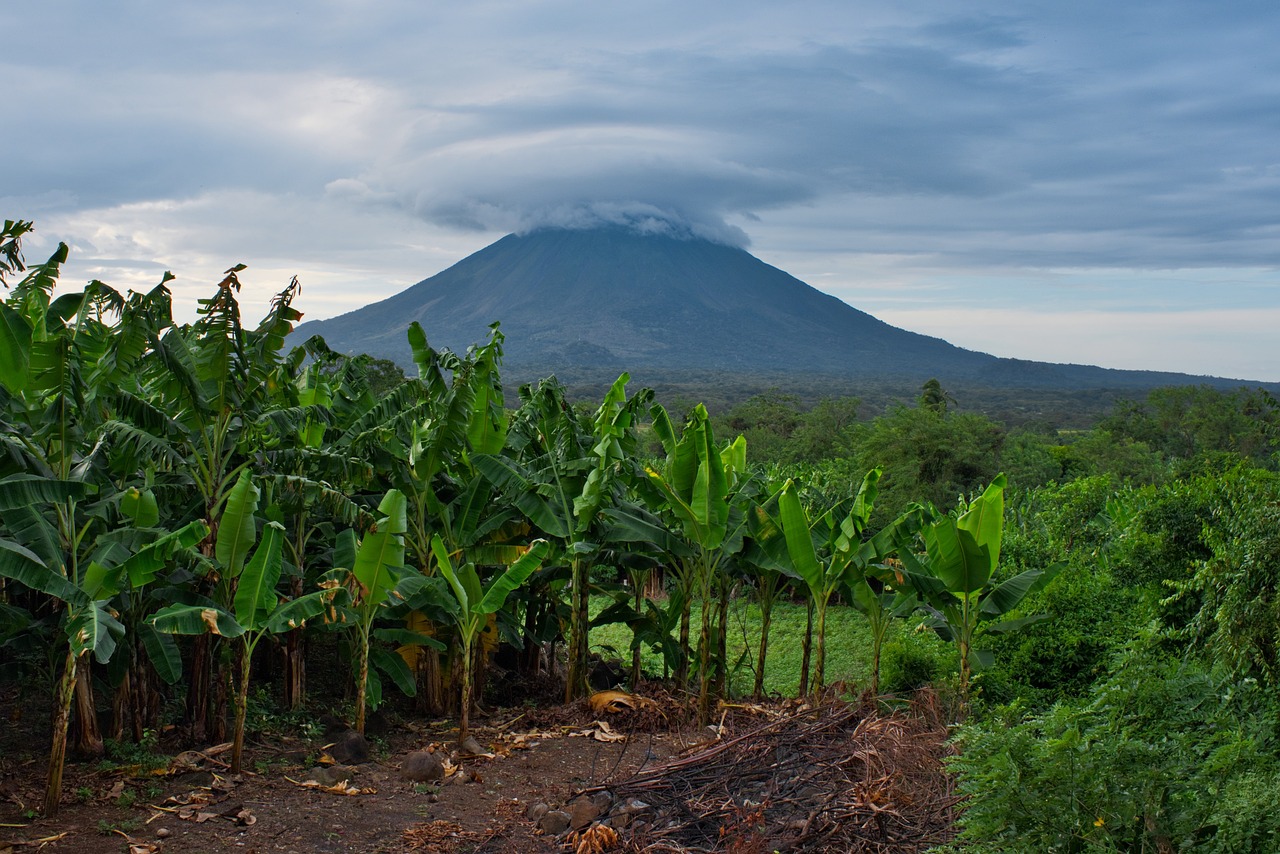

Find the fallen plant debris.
xmin=577 ymin=693 xmax=957 ymax=853
xmin=285 ymin=776 xmax=377 ymax=796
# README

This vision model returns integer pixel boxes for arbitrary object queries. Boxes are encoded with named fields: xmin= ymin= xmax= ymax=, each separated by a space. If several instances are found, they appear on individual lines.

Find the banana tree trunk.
xmin=564 ymin=556 xmax=591 ymax=703
xmin=43 ymin=648 xmax=79 ymax=817
xmin=72 ymin=655 xmax=104 ymax=758
xmin=631 ymin=572 xmax=645 ymax=688
xmin=696 ymin=586 xmax=714 ymax=726
xmin=676 ymin=607 xmax=691 ymax=688
xmin=813 ymin=600 xmax=828 ymax=695
xmin=111 ymin=671 xmax=130 ymax=741
xmin=458 ymin=638 xmax=474 ymax=743
xmin=283 ymin=577 xmax=306 ymax=710
xmin=711 ymin=577 xmax=729 ymax=701
xmin=186 ymin=633 xmax=213 ymax=743
xmin=355 ymin=627 xmax=370 ymax=734
xmin=754 ymin=594 xmax=774 ymax=698
xmin=231 ymin=641 xmax=251 ymax=774
xmin=798 ymin=600 xmax=813 ymax=698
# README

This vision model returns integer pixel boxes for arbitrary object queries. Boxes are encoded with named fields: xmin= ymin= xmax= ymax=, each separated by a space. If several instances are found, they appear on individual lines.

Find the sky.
xmin=4 ymin=1 xmax=1279 ymax=382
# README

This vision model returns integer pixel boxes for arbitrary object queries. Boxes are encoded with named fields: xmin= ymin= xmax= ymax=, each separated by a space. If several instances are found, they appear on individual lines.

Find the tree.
xmin=431 ymin=535 xmax=549 ymax=742
xmin=896 ymin=475 xmax=1062 ymax=715
xmin=151 ymin=471 xmax=337 ymax=772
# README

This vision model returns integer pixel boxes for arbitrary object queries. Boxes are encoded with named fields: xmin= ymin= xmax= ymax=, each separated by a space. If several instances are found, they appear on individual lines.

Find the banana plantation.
xmin=6 ymin=218 xmax=1280 ymax=852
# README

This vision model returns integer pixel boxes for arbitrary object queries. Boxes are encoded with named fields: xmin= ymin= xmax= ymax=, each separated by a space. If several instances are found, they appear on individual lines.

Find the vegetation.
xmin=2 ymin=217 xmax=1280 ymax=851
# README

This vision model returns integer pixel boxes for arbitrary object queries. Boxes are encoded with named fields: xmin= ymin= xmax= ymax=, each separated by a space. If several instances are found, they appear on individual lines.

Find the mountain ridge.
xmin=289 ymin=227 xmax=1264 ymax=399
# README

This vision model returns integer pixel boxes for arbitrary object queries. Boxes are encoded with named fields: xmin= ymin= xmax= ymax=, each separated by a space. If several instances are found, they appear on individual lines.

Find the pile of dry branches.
xmin=590 ymin=694 xmax=958 ymax=853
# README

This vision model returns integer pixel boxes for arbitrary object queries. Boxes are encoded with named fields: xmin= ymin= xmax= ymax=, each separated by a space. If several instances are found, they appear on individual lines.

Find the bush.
xmin=881 ymin=626 xmax=953 ymax=694
xmin=949 ymin=648 xmax=1280 ymax=852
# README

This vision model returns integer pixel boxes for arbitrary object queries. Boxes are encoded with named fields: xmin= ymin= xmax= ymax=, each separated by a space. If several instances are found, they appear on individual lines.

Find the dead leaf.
xmin=200 ymin=608 xmax=222 ymax=634
xmin=570 ymin=721 xmax=626 ymax=743
xmin=588 ymin=690 xmax=655 ymax=714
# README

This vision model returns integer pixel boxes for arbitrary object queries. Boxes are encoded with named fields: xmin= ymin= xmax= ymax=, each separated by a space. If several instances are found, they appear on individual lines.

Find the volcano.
xmin=289 ymin=227 xmax=1244 ymax=398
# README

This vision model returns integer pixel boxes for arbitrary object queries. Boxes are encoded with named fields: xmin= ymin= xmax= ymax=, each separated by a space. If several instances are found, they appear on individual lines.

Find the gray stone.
xmin=590 ymin=790 xmax=613 ymax=811
xmin=329 ymin=730 xmax=371 ymax=764
xmin=173 ymin=770 xmax=215 ymax=788
xmin=567 ymin=796 xmax=604 ymax=829
xmin=306 ymin=765 xmax=356 ymax=786
xmin=401 ymin=750 xmax=444 ymax=782
xmin=538 ymin=810 xmax=571 ymax=835
xmin=526 ymin=802 xmax=550 ymax=822
xmin=458 ymin=735 xmax=486 ymax=756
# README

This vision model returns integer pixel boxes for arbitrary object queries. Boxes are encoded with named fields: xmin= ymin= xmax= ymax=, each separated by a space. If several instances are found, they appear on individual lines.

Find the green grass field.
xmin=589 ymin=595 xmax=949 ymax=698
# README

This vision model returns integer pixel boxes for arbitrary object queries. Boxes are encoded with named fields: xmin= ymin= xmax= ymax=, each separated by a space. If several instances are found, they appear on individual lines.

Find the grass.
xmin=590 ymin=594 xmax=935 ymax=698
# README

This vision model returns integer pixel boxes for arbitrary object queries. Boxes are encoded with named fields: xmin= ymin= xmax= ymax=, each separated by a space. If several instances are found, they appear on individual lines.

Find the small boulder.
xmin=329 ymin=730 xmax=371 ymax=764
xmin=401 ymin=750 xmax=444 ymax=783
xmin=307 ymin=765 xmax=356 ymax=786
xmin=526 ymin=802 xmax=550 ymax=822
xmin=567 ymin=796 xmax=604 ymax=829
xmin=539 ymin=810 xmax=572 ymax=835
xmin=458 ymin=735 xmax=487 ymax=756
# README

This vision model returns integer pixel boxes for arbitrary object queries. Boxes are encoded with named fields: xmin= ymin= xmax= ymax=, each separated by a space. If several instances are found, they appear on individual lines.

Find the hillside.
xmin=289 ymin=227 xmax=1259 ymax=409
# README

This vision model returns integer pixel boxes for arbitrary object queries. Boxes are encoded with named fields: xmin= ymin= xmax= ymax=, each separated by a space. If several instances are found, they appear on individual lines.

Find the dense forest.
xmin=3 ymin=219 xmax=1280 ymax=851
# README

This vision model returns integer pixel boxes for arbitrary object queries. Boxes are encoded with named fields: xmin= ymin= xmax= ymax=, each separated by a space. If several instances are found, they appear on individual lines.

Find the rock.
xmin=538 ymin=810 xmax=572 ymax=835
xmin=401 ymin=750 xmax=444 ymax=783
xmin=174 ymin=771 xmax=215 ymax=788
xmin=590 ymin=790 xmax=613 ymax=811
xmin=458 ymin=735 xmax=486 ymax=756
xmin=155 ymin=828 xmax=172 ymax=839
xmin=278 ymin=749 xmax=310 ymax=765
xmin=526 ymin=802 xmax=550 ymax=822
xmin=567 ymin=796 xmax=604 ymax=829
xmin=306 ymin=765 xmax=356 ymax=786
xmin=329 ymin=730 xmax=370 ymax=764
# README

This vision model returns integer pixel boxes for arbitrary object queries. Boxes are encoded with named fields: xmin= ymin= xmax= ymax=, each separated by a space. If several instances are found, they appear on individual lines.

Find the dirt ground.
xmin=1 ymin=686 xmax=956 ymax=854
xmin=0 ymin=700 xmax=690 ymax=854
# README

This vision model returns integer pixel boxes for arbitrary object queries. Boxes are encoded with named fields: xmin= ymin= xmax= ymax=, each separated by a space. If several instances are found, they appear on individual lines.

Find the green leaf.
xmin=778 ymin=481 xmax=823 ymax=594
xmin=68 ymin=600 xmax=125 ymax=664
xmin=333 ymin=528 xmax=357 ymax=571
xmin=472 ymin=454 xmax=570 ymax=539
xmin=234 ymin=521 xmax=284 ymax=630
xmin=0 ymin=475 xmax=85 ymax=511
xmin=370 ymin=646 xmax=418 ymax=697
xmin=139 ymin=623 xmax=183 ymax=684
xmin=120 ymin=520 xmax=209 ymax=588
xmin=120 ymin=487 xmax=160 ymax=528
xmin=372 ymin=627 xmax=447 ymax=651
xmin=150 ymin=603 xmax=245 ymax=638
xmin=476 ymin=540 xmax=550 ymax=615
xmin=0 ymin=538 xmax=86 ymax=605
xmin=957 ymin=474 xmax=1005 ymax=571
xmin=0 ymin=302 xmax=33 ymax=393
xmin=926 ymin=521 xmax=992 ymax=595
xmin=264 ymin=588 xmax=337 ymax=633
xmin=216 ymin=471 xmax=259 ymax=577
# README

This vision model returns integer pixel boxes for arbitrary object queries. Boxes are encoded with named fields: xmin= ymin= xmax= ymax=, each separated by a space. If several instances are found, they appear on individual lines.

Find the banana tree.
xmin=431 ymin=534 xmax=549 ymax=742
xmin=0 ymin=237 xmax=202 ymax=815
xmin=895 ymin=474 xmax=1063 ymax=715
xmin=325 ymin=488 xmax=428 ymax=734
xmin=475 ymin=374 xmax=651 ymax=702
xmin=140 ymin=269 xmax=304 ymax=741
xmin=150 ymin=472 xmax=338 ymax=772
xmin=641 ymin=403 xmax=750 ymax=723
xmin=768 ymin=469 xmax=881 ymax=695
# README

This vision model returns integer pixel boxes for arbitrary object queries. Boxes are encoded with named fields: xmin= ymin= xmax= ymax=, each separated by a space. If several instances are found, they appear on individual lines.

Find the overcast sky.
xmin=5 ymin=1 xmax=1278 ymax=381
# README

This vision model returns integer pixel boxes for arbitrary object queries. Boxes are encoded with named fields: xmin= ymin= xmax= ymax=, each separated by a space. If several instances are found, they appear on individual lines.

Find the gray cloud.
xmin=4 ymin=0 xmax=1280 ymax=378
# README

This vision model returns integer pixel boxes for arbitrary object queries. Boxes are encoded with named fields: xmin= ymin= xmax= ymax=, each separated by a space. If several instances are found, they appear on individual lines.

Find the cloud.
xmin=4 ymin=0 xmax=1280 ymax=378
